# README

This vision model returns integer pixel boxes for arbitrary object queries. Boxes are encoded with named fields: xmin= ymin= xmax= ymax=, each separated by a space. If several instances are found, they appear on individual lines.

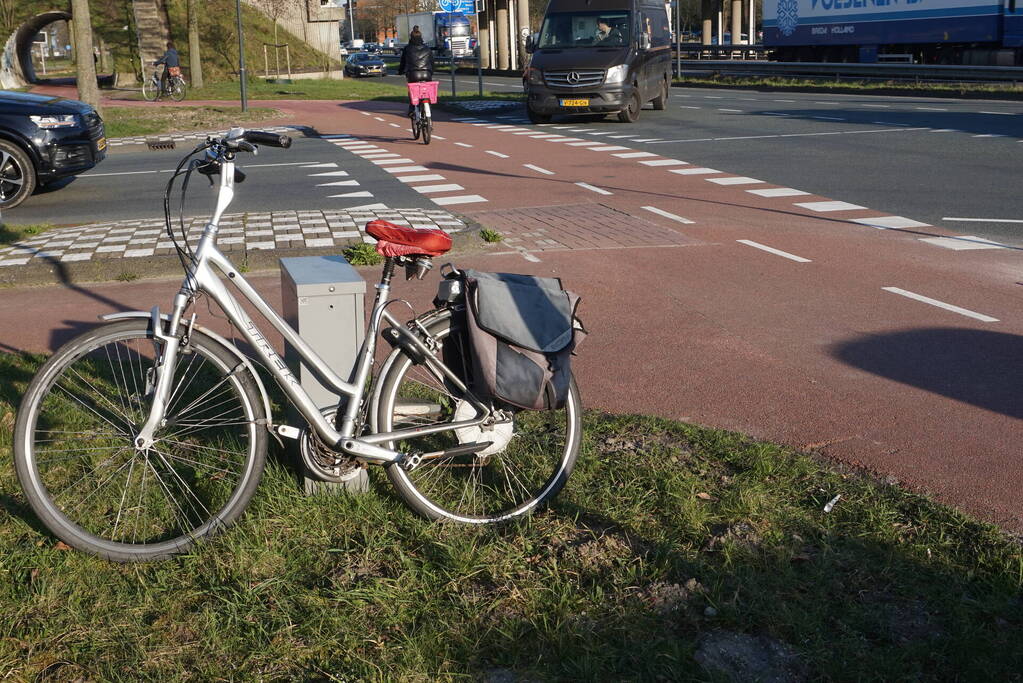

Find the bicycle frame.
xmin=133 ymin=149 xmax=492 ymax=467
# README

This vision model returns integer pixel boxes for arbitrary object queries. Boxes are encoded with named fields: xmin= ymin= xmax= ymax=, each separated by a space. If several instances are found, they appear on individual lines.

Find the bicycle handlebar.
xmin=242 ymin=130 xmax=293 ymax=149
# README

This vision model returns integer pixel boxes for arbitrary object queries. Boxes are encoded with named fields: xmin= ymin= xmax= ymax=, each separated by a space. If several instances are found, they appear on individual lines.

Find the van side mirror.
xmin=525 ymin=33 xmax=536 ymax=53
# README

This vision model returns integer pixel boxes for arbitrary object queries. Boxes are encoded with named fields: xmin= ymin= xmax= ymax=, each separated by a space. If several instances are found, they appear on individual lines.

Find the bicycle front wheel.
xmin=169 ymin=77 xmax=186 ymax=102
xmin=141 ymin=76 xmax=158 ymax=102
xmin=374 ymin=310 xmax=581 ymax=523
xmin=411 ymin=113 xmax=422 ymax=140
xmin=14 ymin=319 xmax=267 ymax=561
xmin=422 ymin=117 xmax=432 ymax=145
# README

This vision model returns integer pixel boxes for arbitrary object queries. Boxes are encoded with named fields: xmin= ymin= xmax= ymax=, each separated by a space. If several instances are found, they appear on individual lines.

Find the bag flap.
xmin=470 ymin=275 xmax=574 ymax=353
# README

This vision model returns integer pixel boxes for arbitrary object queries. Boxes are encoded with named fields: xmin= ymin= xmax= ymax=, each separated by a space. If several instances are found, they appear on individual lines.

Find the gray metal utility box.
xmin=280 ymin=255 xmax=368 ymax=493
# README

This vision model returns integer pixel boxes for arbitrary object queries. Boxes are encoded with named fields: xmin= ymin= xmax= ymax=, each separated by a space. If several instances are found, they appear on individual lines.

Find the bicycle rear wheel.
xmin=373 ymin=310 xmax=581 ymax=523
xmin=422 ymin=115 xmax=432 ymax=145
xmin=13 ymin=319 xmax=267 ymax=561
xmin=169 ymin=77 xmax=186 ymax=102
xmin=141 ymin=76 xmax=159 ymax=102
xmin=411 ymin=109 xmax=422 ymax=140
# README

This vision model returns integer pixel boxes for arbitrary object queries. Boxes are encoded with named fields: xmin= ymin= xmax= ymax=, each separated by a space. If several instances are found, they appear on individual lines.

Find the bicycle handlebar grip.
xmin=242 ymin=131 xmax=292 ymax=149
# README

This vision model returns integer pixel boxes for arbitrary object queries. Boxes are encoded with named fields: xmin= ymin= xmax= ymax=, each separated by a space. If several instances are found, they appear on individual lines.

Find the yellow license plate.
xmin=96 ymin=137 xmax=107 ymax=151
xmin=560 ymin=99 xmax=589 ymax=107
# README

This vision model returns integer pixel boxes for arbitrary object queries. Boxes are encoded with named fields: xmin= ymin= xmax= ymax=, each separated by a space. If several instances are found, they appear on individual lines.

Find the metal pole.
xmin=477 ymin=45 xmax=483 ymax=95
xmin=348 ymin=1 xmax=355 ymax=42
xmin=675 ymin=0 xmax=681 ymax=78
xmin=236 ymin=0 xmax=248 ymax=111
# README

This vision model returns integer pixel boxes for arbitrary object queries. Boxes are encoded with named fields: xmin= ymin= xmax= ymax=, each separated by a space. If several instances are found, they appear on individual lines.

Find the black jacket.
xmin=399 ymin=42 xmax=433 ymax=82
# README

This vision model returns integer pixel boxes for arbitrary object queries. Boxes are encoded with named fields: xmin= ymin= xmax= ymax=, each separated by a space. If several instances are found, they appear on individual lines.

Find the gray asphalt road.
xmin=10 ymin=133 xmax=438 ymax=225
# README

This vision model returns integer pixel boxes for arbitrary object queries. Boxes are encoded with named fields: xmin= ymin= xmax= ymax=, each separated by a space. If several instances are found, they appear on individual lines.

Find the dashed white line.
xmin=308 ymin=170 xmax=350 ymax=177
xmin=706 ymin=176 xmax=764 ymax=185
xmin=397 ymin=174 xmax=446 ymax=183
xmin=918 ymin=235 xmax=1007 ymax=250
xmin=794 ymin=200 xmax=866 ymax=212
xmin=980 ymin=111 xmax=1016 ymax=116
xmin=486 ymin=150 xmax=510 ymax=158
xmin=916 ymin=107 xmax=948 ymax=111
xmin=575 ymin=182 xmax=612 ymax=195
xmin=641 ymin=206 xmax=695 ymax=224
xmin=719 ymin=108 xmax=743 ymax=113
xmin=882 ymin=287 xmax=998 ymax=322
xmin=329 ymin=190 xmax=374 ymax=198
xmin=589 ymin=145 xmax=630 ymax=151
xmin=566 ymin=141 xmax=604 ymax=146
xmin=942 ymin=216 xmax=1023 ymax=224
xmin=613 ymin=151 xmax=657 ymax=158
xmin=383 ymin=165 xmax=430 ymax=173
xmin=738 ymin=240 xmax=812 ymax=263
xmin=433 ymin=195 xmax=488 ymax=206
xmin=413 ymin=184 xmax=465 ymax=194
xmin=317 ymin=180 xmax=360 ymax=187
xmin=850 ymin=216 xmax=929 ymax=230
xmin=670 ymin=167 xmax=721 ymax=175
xmin=746 ymin=187 xmax=810 ymax=197
xmin=523 ymin=164 xmax=555 ymax=175
xmin=639 ymin=159 xmax=688 ymax=167
xmin=372 ymin=158 xmax=416 ymax=165
xmin=454 ymin=142 xmax=473 ymax=148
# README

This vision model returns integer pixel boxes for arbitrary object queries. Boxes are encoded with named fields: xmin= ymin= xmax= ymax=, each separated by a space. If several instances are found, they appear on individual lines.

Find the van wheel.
xmin=527 ymin=104 xmax=552 ymax=124
xmin=0 ymin=140 xmax=36 ymax=210
xmin=617 ymin=90 xmax=641 ymax=123
xmin=652 ymin=78 xmax=668 ymax=110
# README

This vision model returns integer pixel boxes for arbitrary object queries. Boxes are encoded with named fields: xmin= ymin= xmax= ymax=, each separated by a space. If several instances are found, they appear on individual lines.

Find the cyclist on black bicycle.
xmin=398 ymin=30 xmax=434 ymax=118
xmin=154 ymin=42 xmax=180 ymax=94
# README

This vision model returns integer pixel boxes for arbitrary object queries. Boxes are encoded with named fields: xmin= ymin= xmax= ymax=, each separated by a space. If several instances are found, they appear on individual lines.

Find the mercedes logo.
xmin=566 ymin=71 xmax=580 ymax=84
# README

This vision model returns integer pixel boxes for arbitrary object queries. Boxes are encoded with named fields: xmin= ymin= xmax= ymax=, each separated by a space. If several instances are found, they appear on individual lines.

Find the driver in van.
xmin=596 ymin=18 xmax=625 ymax=45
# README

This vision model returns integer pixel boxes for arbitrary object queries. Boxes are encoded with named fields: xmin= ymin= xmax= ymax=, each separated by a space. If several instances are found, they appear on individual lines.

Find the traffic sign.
xmin=438 ymin=0 xmax=475 ymax=13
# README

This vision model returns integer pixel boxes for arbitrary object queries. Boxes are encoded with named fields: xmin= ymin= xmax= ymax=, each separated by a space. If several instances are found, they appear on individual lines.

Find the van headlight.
xmin=605 ymin=64 xmax=628 ymax=85
xmin=525 ymin=67 xmax=544 ymax=85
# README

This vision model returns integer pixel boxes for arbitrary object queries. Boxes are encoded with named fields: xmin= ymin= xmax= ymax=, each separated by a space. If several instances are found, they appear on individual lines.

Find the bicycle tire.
xmin=141 ymin=76 xmax=159 ymax=102
xmin=169 ymin=77 xmax=186 ymax=102
xmin=14 ymin=319 xmax=268 ymax=562
xmin=422 ymin=117 xmax=431 ymax=145
xmin=411 ymin=111 xmax=422 ymax=141
xmin=373 ymin=310 xmax=581 ymax=523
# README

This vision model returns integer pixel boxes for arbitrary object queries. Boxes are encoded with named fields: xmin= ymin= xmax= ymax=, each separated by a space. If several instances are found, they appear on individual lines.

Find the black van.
xmin=523 ymin=0 xmax=672 ymax=124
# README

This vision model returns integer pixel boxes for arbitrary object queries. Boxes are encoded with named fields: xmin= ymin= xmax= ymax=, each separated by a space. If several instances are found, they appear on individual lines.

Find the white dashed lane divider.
xmin=882 ymin=287 xmax=999 ymax=323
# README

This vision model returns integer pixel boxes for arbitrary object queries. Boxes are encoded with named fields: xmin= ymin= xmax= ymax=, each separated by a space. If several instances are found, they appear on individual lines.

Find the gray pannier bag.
xmin=457 ymin=269 xmax=585 ymax=410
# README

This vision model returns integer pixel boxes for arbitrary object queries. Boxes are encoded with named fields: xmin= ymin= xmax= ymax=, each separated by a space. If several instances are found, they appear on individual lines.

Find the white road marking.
xmin=308 ymin=170 xmax=350 ymax=177
xmin=528 ymin=134 xmax=563 ymax=139
xmin=319 ymin=134 xmax=353 ymax=139
xmin=850 ymin=216 xmax=929 ymax=230
xmin=746 ymin=187 xmax=810 ymax=197
xmin=317 ymin=180 xmax=360 ymax=186
xmin=639 ymin=159 xmax=688 ymax=167
xmin=814 ymin=101 xmax=836 ymax=105
xmin=882 ymin=287 xmax=999 ymax=322
xmin=647 ymin=127 xmax=928 ymax=144
xmin=486 ymin=150 xmax=510 ymax=158
xmin=431 ymin=135 xmax=447 ymax=140
xmin=916 ymin=107 xmax=948 ymax=111
xmin=707 ymin=176 xmax=764 ymax=185
xmin=794 ymin=200 xmax=866 ymax=212
xmin=680 ymin=106 xmax=701 ymax=109
xmin=773 ymin=99 xmax=797 ymax=102
xmin=930 ymin=129 xmax=959 ymax=132
xmin=372 ymin=158 xmax=416 ymax=165
xmin=390 ymin=123 xmax=403 ymax=128
xmin=980 ymin=111 xmax=1016 ymax=115
xmin=973 ymin=134 xmax=1005 ymax=138
xmin=613 ymin=151 xmax=657 ymax=158
xmin=397 ymin=174 xmax=446 ymax=183
xmin=586 ymin=131 xmax=617 ymax=136
xmin=589 ymin=145 xmax=630 ymax=151
xmin=738 ymin=240 xmax=812 ymax=263
xmin=719 ymin=108 xmax=743 ymax=112
xmin=373 ymin=117 xmax=386 ymax=121
xmin=762 ymin=112 xmax=792 ymax=117
xmin=575 ymin=182 xmax=612 ymax=195
xmin=861 ymin=104 xmax=890 ymax=108
xmin=329 ymin=190 xmax=374 ymax=198
xmin=918 ymin=235 xmax=1008 ymax=250
xmin=942 ymin=216 xmax=1023 ymax=224
xmin=347 ymin=202 xmax=388 ymax=210
xmin=360 ymin=111 xmax=372 ymax=115
xmin=670 ymin=167 xmax=721 ymax=175
xmin=383 ymin=166 xmax=430 ymax=173
xmin=300 ymin=162 xmax=338 ymax=168
xmin=454 ymin=142 xmax=473 ymax=147
xmin=608 ymin=134 xmax=638 ymax=138
xmin=641 ymin=206 xmax=695 ymax=224
xmin=566 ymin=141 xmax=605 ymax=146
xmin=433 ymin=195 xmax=488 ymax=206
xmin=83 ymin=161 xmax=320 ymax=177
xmin=413 ymin=184 xmax=465 ymax=193
xmin=523 ymin=164 xmax=555 ymax=175
xmin=358 ymin=152 xmax=399 ymax=158
xmin=632 ymin=138 xmax=662 ymax=142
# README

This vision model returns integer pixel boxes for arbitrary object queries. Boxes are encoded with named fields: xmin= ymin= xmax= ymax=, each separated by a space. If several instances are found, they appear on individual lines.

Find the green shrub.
xmin=344 ymin=243 xmax=382 ymax=266
xmin=479 ymin=228 xmax=503 ymax=243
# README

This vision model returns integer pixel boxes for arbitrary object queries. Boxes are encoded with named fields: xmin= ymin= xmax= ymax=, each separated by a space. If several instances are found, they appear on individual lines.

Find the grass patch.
xmin=479 ymin=228 xmax=503 ymax=243
xmin=343 ymin=242 xmax=383 ymax=266
xmin=102 ymin=106 xmax=283 ymax=139
xmin=0 ymin=349 xmax=1020 ymax=679
xmin=114 ymin=272 xmax=140 ymax=282
xmin=676 ymin=74 xmax=1023 ymax=99
xmin=0 ymin=223 xmax=52 ymax=245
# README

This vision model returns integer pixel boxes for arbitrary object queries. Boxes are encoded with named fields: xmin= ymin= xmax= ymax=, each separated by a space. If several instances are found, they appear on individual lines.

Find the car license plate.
xmin=560 ymin=99 xmax=589 ymax=107
xmin=96 ymin=137 xmax=106 ymax=151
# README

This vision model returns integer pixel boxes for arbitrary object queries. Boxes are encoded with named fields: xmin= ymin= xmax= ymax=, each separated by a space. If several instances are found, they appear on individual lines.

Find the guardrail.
xmin=674 ymin=59 xmax=1023 ymax=84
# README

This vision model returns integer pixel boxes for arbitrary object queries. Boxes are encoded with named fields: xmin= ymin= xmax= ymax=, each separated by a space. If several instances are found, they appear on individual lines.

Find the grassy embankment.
xmin=0 ymin=348 xmax=1020 ymax=679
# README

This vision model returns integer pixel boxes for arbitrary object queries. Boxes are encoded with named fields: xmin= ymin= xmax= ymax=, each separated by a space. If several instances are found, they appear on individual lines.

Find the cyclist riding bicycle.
xmin=154 ymin=42 xmax=180 ymax=94
xmin=399 ymin=30 xmax=434 ymax=117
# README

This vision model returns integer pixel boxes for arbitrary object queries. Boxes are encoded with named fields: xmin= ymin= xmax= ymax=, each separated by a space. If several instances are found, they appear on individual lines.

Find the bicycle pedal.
xmin=400 ymin=453 xmax=423 ymax=471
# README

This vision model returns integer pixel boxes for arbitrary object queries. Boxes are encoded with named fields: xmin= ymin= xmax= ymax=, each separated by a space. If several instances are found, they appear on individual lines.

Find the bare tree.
xmin=187 ymin=0 xmax=204 ymax=88
xmin=70 ymin=0 xmax=100 ymax=111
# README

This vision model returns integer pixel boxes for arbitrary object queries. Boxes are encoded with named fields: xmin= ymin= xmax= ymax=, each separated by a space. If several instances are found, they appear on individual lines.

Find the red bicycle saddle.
xmin=365 ymin=220 xmax=452 ymax=258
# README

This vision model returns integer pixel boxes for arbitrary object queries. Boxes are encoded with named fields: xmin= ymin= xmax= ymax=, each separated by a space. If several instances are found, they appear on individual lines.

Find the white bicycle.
xmin=13 ymin=129 xmax=581 ymax=562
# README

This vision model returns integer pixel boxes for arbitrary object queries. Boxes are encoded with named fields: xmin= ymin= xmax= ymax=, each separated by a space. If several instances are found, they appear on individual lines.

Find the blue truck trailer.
xmin=763 ymin=0 xmax=1023 ymax=64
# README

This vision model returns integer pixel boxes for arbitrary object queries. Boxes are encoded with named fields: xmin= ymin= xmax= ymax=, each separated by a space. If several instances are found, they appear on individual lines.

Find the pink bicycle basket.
xmin=407 ymin=81 xmax=439 ymax=105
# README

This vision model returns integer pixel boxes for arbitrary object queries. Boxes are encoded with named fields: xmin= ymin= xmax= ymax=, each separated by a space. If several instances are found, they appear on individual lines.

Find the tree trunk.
xmin=187 ymin=0 xmax=204 ymax=89
xmin=70 ymin=0 xmax=101 ymax=112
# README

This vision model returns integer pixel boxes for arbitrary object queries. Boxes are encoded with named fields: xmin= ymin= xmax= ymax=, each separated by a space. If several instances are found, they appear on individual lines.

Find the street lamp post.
xmin=235 ymin=0 xmax=248 ymax=111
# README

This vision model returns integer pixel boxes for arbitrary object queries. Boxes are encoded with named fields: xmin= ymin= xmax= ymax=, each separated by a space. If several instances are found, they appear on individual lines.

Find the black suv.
xmin=0 ymin=90 xmax=106 ymax=209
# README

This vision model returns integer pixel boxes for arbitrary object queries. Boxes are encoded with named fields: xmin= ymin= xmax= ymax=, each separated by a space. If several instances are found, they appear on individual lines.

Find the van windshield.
xmin=537 ymin=11 xmax=631 ymax=49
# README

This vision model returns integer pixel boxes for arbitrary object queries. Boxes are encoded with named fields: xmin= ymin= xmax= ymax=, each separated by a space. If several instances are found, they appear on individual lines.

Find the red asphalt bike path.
xmin=5 ymin=95 xmax=1022 ymax=530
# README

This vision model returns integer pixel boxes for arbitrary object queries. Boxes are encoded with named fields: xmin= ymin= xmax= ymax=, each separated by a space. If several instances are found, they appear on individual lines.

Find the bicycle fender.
xmin=98 ymin=311 xmax=274 ymax=431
